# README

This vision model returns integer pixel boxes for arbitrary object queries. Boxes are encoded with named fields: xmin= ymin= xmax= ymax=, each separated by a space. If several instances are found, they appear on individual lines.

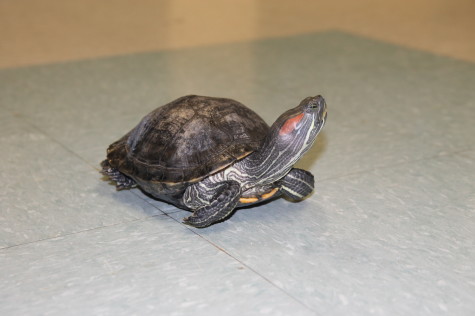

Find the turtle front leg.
xmin=183 ymin=180 xmax=241 ymax=228
xmin=279 ymin=168 xmax=315 ymax=201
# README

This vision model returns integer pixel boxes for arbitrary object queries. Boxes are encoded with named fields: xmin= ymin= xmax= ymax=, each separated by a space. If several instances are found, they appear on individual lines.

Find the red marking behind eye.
xmin=279 ymin=113 xmax=305 ymax=136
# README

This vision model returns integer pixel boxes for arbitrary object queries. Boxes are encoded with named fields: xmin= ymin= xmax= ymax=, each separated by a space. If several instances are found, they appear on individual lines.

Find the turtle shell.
xmin=107 ymin=95 xmax=269 ymax=183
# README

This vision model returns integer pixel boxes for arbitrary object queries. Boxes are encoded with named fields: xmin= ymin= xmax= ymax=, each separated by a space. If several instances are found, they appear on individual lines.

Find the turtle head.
xmin=258 ymin=95 xmax=327 ymax=177
xmin=275 ymin=95 xmax=327 ymax=140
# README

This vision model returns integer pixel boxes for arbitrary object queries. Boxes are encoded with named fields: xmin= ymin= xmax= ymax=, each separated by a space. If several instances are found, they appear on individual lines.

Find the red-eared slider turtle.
xmin=101 ymin=95 xmax=327 ymax=228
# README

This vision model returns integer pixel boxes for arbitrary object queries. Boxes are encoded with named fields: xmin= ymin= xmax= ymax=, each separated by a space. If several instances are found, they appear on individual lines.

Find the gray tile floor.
xmin=0 ymin=31 xmax=474 ymax=315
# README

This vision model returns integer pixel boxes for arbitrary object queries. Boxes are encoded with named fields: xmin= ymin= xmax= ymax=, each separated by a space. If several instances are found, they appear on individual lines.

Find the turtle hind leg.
xmin=100 ymin=160 xmax=136 ymax=190
xmin=280 ymin=168 xmax=315 ymax=201
xmin=183 ymin=180 xmax=241 ymax=228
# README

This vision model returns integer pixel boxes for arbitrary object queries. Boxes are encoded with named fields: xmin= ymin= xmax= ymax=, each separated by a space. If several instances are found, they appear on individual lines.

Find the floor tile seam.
xmin=13 ymin=112 xmax=100 ymax=172
xmin=11 ymin=113 xmax=225 ymax=244
xmin=13 ymin=111 xmax=203 ymax=217
xmin=0 ymin=211 xmax=180 ymax=252
xmin=1 ymin=212 xmax=320 ymax=315
xmin=184 ymin=229 xmax=319 ymax=315
xmin=315 ymin=148 xmax=472 ymax=184
xmin=128 ymin=190 xmax=184 ymax=215
xmin=0 ymin=113 xmax=170 ymax=250
xmin=5 ymin=204 xmax=318 ymax=313
xmin=0 ymin=206 xmax=184 ymax=251
xmin=137 ymin=213 xmax=312 ymax=311
xmin=0 ymin=215 xmax=165 ymax=251
xmin=13 ymin=111 xmax=176 ymax=216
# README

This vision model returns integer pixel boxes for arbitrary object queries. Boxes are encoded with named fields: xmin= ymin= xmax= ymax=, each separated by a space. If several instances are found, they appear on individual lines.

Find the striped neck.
xmin=235 ymin=96 xmax=327 ymax=188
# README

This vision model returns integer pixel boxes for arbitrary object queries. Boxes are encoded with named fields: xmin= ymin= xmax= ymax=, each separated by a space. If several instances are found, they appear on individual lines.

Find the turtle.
xmin=101 ymin=95 xmax=327 ymax=228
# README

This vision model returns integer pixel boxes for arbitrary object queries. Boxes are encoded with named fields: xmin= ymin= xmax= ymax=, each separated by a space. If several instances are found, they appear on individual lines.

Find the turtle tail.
xmin=100 ymin=160 xmax=136 ymax=190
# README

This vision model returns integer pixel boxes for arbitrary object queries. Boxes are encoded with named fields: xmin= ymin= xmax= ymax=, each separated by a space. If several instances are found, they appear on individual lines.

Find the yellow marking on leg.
xmin=261 ymin=187 xmax=279 ymax=200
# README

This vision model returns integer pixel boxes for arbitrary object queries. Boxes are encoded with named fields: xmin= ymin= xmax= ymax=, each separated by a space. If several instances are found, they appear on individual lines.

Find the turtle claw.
xmin=182 ymin=214 xmax=207 ymax=228
xmin=182 ymin=216 xmax=193 ymax=226
xmin=182 ymin=211 xmax=216 ymax=228
xmin=182 ymin=208 xmax=207 ymax=227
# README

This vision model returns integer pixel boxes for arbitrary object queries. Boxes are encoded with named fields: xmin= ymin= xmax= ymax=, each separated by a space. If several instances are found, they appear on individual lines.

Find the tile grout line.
xmin=13 ymin=109 xmax=187 ymax=216
xmin=125 ymin=190 xmax=320 ymax=313
xmin=0 ymin=208 xmax=185 ymax=251
xmin=128 ymin=189 xmax=184 ymax=215
xmin=0 ymin=217 xmax=147 ymax=251
xmin=0 ymin=211 xmax=177 ymax=251
xmin=163 ymin=217 xmax=320 ymax=315
xmin=93 ymin=184 xmax=319 ymax=314
xmin=12 ymin=112 xmax=101 ymax=172
xmin=1 ymin=209 xmax=319 ymax=314
xmin=0 ymin=200 xmax=174 ymax=251
xmin=13 ymin=110 xmax=183 ymax=216
xmin=4 ymin=112 xmax=180 ymax=249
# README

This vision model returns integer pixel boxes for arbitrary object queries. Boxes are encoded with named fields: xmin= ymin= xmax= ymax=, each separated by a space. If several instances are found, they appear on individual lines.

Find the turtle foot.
xmin=183 ymin=181 xmax=240 ymax=228
xmin=100 ymin=160 xmax=136 ymax=190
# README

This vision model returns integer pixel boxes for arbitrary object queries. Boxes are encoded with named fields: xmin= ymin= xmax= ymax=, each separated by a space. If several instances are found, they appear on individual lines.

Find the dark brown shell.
xmin=106 ymin=95 xmax=269 ymax=183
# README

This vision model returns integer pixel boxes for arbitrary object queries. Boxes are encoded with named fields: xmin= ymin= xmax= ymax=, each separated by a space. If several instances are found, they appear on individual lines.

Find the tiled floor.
xmin=1 ymin=26 xmax=474 ymax=316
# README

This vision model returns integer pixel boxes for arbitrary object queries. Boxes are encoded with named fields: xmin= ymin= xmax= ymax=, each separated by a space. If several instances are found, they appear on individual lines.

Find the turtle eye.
xmin=279 ymin=113 xmax=305 ymax=136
